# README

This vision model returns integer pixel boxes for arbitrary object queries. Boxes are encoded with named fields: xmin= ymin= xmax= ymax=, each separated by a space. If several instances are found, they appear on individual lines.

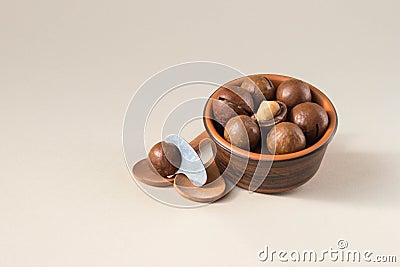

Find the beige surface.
xmin=1 ymin=0 xmax=400 ymax=266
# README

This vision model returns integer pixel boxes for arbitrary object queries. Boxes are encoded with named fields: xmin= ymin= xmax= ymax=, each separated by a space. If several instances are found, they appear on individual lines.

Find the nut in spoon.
xmin=132 ymin=132 xmax=210 ymax=187
xmin=132 ymin=132 xmax=227 ymax=203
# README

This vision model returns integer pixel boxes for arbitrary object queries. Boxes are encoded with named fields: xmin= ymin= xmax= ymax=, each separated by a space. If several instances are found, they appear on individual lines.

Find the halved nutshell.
xmin=251 ymin=101 xmax=288 ymax=154
xmin=211 ymin=85 xmax=254 ymax=126
xmin=252 ymin=100 xmax=287 ymax=128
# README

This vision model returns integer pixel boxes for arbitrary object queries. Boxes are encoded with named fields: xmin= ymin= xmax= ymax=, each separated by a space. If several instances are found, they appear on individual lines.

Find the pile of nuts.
xmin=212 ymin=75 xmax=329 ymax=155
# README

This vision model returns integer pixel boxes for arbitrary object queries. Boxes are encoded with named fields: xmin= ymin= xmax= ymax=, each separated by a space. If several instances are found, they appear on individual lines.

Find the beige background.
xmin=1 ymin=0 xmax=399 ymax=266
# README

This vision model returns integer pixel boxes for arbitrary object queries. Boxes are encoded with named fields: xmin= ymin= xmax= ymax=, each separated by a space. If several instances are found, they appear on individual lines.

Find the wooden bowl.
xmin=203 ymin=74 xmax=338 ymax=193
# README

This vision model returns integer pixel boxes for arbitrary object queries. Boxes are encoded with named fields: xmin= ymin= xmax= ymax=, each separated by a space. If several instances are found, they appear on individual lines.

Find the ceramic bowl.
xmin=203 ymin=74 xmax=338 ymax=193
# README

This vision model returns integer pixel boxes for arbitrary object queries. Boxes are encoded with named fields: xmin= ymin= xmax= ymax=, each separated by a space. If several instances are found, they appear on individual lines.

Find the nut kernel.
xmin=255 ymin=101 xmax=280 ymax=121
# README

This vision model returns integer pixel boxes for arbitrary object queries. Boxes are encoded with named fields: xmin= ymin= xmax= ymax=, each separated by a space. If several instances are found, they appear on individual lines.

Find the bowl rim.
xmin=203 ymin=73 xmax=338 ymax=162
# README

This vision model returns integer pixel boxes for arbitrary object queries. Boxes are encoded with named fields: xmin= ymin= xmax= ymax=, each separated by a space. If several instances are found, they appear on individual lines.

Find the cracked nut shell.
xmin=212 ymin=86 xmax=254 ymax=126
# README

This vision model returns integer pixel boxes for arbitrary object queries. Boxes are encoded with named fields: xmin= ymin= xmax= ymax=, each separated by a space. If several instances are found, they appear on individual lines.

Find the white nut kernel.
xmin=255 ymin=101 xmax=280 ymax=121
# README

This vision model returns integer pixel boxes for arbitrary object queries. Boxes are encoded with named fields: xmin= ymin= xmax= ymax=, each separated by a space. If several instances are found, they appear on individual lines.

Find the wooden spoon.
xmin=174 ymin=161 xmax=226 ymax=203
xmin=132 ymin=159 xmax=175 ymax=187
xmin=132 ymin=131 xmax=227 ymax=202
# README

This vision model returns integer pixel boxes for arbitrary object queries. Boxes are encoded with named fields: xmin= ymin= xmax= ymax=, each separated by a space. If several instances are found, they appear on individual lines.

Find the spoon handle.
xmin=189 ymin=131 xmax=209 ymax=152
